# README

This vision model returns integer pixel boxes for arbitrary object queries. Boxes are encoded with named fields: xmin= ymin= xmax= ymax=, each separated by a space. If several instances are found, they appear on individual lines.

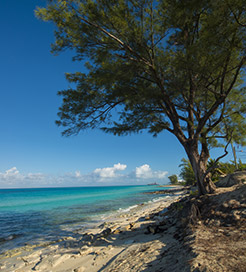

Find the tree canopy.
xmin=168 ymin=174 xmax=179 ymax=185
xmin=36 ymin=0 xmax=246 ymax=195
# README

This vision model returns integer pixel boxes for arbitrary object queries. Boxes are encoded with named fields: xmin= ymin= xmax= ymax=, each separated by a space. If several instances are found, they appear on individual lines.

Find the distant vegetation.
xmin=168 ymin=174 xmax=179 ymax=185
xmin=178 ymin=158 xmax=246 ymax=186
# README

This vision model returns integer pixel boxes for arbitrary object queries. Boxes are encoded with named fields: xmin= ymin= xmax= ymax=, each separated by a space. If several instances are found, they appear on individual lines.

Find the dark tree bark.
xmin=183 ymin=140 xmax=216 ymax=195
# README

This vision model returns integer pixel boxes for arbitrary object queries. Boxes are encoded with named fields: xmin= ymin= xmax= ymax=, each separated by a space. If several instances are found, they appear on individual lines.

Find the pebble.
xmin=148 ymin=226 xmax=157 ymax=234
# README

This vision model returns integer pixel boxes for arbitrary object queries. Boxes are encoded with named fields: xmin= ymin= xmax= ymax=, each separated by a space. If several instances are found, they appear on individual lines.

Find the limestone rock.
xmin=120 ymin=224 xmax=132 ymax=232
xmin=96 ymin=227 xmax=112 ymax=239
xmin=82 ymin=233 xmax=94 ymax=242
xmin=216 ymin=171 xmax=246 ymax=187
xmin=80 ymin=245 xmax=93 ymax=256
xmin=113 ymin=229 xmax=121 ymax=234
xmin=147 ymin=225 xmax=158 ymax=234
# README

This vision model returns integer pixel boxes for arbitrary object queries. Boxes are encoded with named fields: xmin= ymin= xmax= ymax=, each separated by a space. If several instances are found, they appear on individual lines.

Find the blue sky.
xmin=0 ymin=0 xmax=241 ymax=188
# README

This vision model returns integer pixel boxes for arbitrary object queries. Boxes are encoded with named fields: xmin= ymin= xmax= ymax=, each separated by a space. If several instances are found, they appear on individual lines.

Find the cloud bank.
xmin=136 ymin=164 xmax=168 ymax=179
xmin=0 ymin=163 xmax=168 ymax=188
xmin=94 ymin=163 xmax=127 ymax=179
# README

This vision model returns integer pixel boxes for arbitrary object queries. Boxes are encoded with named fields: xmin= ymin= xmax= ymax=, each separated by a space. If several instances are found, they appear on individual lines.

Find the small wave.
xmin=0 ymin=234 xmax=21 ymax=243
xmin=117 ymin=204 xmax=138 ymax=213
xmin=152 ymin=197 xmax=166 ymax=202
xmin=148 ymin=196 xmax=169 ymax=203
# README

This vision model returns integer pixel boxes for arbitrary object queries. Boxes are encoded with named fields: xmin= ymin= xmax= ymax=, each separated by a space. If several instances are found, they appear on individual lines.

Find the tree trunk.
xmin=186 ymin=147 xmax=216 ymax=195
xmin=193 ymin=160 xmax=216 ymax=195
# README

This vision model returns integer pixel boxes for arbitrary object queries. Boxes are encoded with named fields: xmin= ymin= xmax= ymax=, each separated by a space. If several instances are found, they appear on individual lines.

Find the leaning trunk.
xmin=186 ymin=148 xmax=216 ymax=195
xmin=192 ymin=159 xmax=216 ymax=195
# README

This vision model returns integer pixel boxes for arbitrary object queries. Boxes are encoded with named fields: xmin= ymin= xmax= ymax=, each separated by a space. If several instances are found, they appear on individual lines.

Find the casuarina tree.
xmin=36 ymin=0 xmax=246 ymax=195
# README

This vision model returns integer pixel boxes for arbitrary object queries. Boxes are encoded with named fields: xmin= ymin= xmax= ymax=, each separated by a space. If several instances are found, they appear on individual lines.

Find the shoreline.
xmin=0 ymin=190 xmax=188 ymax=272
xmin=0 ymin=185 xmax=175 ymax=255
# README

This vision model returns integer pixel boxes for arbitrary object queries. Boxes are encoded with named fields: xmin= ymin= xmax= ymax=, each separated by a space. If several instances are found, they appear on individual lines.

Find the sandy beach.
xmin=0 ymin=190 xmax=190 ymax=272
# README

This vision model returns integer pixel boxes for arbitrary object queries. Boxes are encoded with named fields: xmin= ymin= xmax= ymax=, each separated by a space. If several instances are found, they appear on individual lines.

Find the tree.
xmin=36 ymin=0 xmax=246 ymax=195
xmin=179 ymin=157 xmax=246 ymax=185
xmin=214 ymin=159 xmax=246 ymax=176
xmin=168 ymin=174 xmax=178 ymax=185
xmin=179 ymin=158 xmax=196 ymax=186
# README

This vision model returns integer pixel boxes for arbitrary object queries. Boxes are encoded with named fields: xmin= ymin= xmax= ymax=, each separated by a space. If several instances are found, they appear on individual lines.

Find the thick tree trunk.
xmin=192 ymin=160 xmax=216 ymax=195
xmin=185 ymin=146 xmax=216 ymax=195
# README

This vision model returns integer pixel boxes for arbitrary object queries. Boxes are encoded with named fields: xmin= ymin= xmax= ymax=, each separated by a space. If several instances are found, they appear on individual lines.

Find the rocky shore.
xmin=144 ymin=186 xmax=189 ymax=195
xmin=0 ymin=181 xmax=245 ymax=272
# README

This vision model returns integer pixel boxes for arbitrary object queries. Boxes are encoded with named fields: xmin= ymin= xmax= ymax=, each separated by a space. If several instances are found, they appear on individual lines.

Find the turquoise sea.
xmin=0 ymin=185 xmax=169 ymax=254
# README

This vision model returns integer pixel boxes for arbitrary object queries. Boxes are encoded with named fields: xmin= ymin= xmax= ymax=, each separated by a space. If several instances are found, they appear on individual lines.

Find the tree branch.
xmin=204 ymin=135 xmax=232 ymax=178
xmin=228 ymin=4 xmax=246 ymax=27
xmin=68 ymin=4 xmax=153 ymax=68
xmin=194 ymin=57 xmax=246 ymax=140
xmin=205 ymin=102 xmax=226 ymax=134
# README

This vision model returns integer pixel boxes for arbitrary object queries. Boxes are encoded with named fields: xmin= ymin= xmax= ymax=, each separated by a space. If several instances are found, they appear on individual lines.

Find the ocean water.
xmin=0 ymin=185 xmax=169 ymax=254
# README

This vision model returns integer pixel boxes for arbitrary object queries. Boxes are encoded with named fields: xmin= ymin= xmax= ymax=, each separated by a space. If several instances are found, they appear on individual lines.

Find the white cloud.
xmin=94 ymin=163 xmax=127 ymax=179
xmin=136 ymin=164 xmax=152 ymax=179
xmin=75 ymin=171 xmax=81 ymax=178
xmin=135 ymin=164 xmax=168 ymax=179
xmin=0 ymin=167 xmax=47 ymax=187
xmin=0 ymin=167 xmax=23 ymax=181
xmin=0 ymin=163 xmax=168 ymax=188
xmin=26 ymin=173 xmax=46 ymax=180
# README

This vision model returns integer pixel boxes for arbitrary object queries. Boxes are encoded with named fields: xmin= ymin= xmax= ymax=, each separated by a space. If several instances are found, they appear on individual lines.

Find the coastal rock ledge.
xmin=216 ymin=171 xmax=246 ymax=187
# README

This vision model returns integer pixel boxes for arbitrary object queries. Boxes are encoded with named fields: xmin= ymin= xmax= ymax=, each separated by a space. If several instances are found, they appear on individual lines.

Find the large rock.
xmin=216 ymin=171 xmax=246 ymax=187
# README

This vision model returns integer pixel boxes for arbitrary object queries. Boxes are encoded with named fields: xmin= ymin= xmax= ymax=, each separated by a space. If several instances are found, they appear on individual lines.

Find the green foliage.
xmin=189 ymin=190 xmax=198 ymax=197
xmin=218 ymin=159 xmax=246 ymax=174
xmin=238 ymin=159 xmax=246 ymax=171
xmin=35 ymin=0 xmax=246 ymax=139
xmin=36 ymin=0 xmax=246 ymax=193
xmin=179 ymin=158 xmax=196 ymax=186
xmin=180 ymin=157 xmax=246 ymax=185
xmin=168 ymin=174 xmax=178 ymax=185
